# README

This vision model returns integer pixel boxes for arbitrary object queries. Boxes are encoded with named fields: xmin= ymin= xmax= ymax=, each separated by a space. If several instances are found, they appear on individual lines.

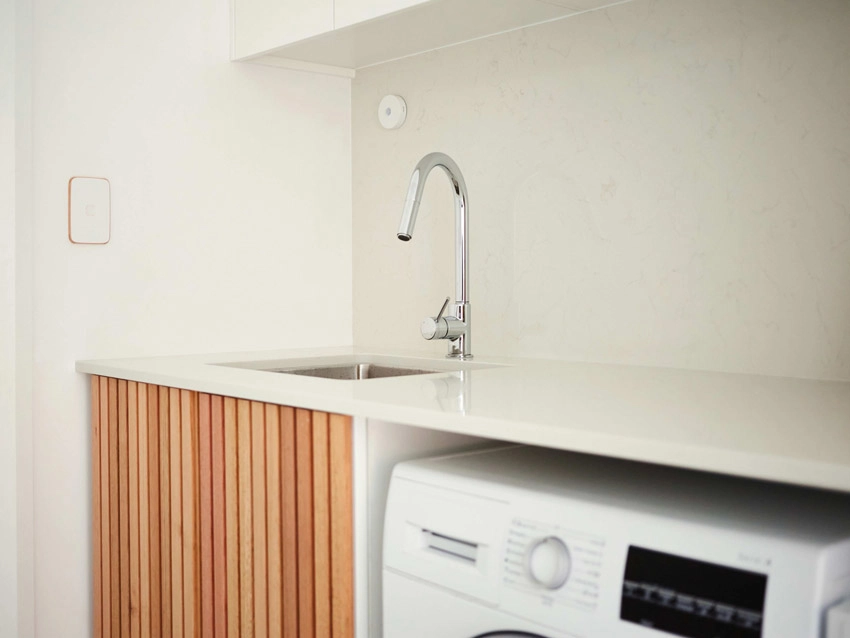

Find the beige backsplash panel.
xmin=352 ymin=0 xmax=850 ymax=380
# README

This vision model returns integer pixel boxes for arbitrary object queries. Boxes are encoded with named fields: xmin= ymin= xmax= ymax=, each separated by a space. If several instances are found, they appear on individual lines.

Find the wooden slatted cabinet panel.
xmin=90 ymin=376 xmax=354 ymax=638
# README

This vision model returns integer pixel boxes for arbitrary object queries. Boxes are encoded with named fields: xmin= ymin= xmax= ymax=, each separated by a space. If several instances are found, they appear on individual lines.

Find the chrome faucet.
xmin=398 ymin=152 xmax=472 ymax=359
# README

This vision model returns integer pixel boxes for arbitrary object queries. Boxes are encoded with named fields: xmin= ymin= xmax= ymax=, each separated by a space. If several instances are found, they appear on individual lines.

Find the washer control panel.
xmin=502 ymin=517 xmax=605 ymax=617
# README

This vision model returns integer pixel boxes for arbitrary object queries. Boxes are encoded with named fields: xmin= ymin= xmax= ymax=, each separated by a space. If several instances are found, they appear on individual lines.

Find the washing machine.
xmin=383 ymin=445 xmax=850 ymax=638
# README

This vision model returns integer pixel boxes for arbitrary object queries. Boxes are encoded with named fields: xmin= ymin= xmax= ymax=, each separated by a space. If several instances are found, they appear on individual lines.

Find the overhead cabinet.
xmin=232 ymin=0 xmax=334 ymax=63
xmin=333 ymin=0 xmax=430 ymax=30
xmin=231 ymin=0 xmax=620 ymax=75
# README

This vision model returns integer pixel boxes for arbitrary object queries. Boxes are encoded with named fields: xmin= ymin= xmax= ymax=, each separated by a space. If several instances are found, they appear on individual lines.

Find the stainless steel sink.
xmin=216 ymin=354 xmax=500 ymax=380
xmin=271 ymin=363 xmax=440 ymax=380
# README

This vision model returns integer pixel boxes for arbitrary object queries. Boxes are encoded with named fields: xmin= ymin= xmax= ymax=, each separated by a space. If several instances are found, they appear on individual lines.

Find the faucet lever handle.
xmin=435 ymin=296 xmax=451 ymax=321
xmin=421 ymin=297 xmax=464 ymax=342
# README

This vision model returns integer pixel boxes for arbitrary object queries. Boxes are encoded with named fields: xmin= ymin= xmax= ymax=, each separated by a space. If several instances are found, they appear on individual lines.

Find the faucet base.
xmin=445 ymin=302 xmax=471 ymax=359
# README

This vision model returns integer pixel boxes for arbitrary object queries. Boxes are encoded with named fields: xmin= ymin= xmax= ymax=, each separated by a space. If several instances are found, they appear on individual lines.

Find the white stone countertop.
xmin=77 ymin=347 xmax=850 ymax=493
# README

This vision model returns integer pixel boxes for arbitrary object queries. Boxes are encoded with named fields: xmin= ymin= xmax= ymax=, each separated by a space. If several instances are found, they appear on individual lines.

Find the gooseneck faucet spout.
xmin=397 ymin=152 xmax=472 ymax=359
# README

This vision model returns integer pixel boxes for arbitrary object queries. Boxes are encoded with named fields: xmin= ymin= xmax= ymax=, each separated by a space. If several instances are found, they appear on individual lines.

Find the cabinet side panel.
xmin=91 ymin=377 xmax=102 ymax=638
xmin=312 ymin=411 xmax=331 ymax=638
xmin=223 ymin=398 xmax=240 ymax=638
xmin=329 ymin=414 xmax=353 ymax=638
xmin=280 ymin=407 xmax=298 ymax=638
xmin=129 ymin=382 xmax=141 ymax=638
xmin=265 ymin=405 xmax=282 ymax=638
xmin=295 ymin=409 xmax=315 ymax=637
xmin=138 ymin=384 xmax=151 ymax=638
xmin=237 ymin=399 xmax=254 ymax=637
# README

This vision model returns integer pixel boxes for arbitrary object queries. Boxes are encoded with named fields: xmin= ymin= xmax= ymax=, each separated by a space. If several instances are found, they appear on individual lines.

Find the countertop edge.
xmin=76 ymin=351 xmax=850 ymax=494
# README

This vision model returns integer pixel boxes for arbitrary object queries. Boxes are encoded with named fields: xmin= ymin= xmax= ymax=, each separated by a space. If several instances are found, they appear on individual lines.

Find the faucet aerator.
xmin=398 ymin=234 xmax=411 ymax=241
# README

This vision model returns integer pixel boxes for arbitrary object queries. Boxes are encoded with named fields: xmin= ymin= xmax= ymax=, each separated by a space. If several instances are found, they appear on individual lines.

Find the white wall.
xmin=352 ymin=0 xmax=850 ymax=381
xmin=1 ymin=0 xmax=20 ymax=633
xmin=1 ymin=0 xmax=34 ymax=634
xmin=30 ymin=0 xmax=352 ymax=634
xmin=14 ymin=0 xmax=34 ymax=633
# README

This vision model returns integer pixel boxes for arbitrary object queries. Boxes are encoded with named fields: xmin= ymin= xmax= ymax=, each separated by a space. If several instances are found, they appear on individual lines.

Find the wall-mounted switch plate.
xmin=68 ymin=176 xmax=111 ymax=244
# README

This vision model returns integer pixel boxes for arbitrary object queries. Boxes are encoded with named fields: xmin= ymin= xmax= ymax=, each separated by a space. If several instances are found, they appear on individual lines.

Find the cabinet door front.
xmin=333 ymin=0 xmax=430 ymax=29
xmin=233 ymin=0 xmax=334 ymax=59
xmin=91 ymin=376 xmax=353 ymax=638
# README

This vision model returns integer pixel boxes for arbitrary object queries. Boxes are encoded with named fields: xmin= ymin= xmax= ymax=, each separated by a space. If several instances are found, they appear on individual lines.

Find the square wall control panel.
xmin=68 ymin=176 xmax=111 ymax=244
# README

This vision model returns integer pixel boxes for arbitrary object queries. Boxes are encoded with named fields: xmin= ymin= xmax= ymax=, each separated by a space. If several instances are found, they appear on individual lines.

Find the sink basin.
xmin=271 ymin=363 xmax=440 ymax=380
xmin=216 ymin=354 xmax=499 ymax=380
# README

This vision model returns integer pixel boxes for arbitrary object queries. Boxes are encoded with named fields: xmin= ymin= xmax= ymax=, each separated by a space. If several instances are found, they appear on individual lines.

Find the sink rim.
xmin=214 ymin=353 xmax=503 ymax=380
xmin=270 ymin=362 xmax=444 ymax=380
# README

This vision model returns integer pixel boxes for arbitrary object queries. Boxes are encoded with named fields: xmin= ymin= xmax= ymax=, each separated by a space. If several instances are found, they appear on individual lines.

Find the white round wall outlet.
xmin=378 ymin=95 xmax=407 ymax=130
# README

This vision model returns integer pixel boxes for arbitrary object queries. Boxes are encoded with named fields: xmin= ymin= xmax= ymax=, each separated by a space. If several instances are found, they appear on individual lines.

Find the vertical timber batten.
xmin=90 ymin=376 xmax=353 ymax=638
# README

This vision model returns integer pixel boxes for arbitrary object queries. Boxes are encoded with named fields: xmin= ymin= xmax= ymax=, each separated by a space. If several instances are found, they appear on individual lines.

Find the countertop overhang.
xmin=77 ymin=347 xmax=850 ymax=493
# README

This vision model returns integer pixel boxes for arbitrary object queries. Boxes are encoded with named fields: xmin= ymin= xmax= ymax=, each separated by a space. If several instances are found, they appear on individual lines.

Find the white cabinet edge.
xmin=238 ymin=54 xmax=356 ymax=79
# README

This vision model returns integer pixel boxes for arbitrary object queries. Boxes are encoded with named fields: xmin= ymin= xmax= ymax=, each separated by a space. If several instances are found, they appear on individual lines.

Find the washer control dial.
xmin=527 ymin=536 xmax=572 ymax=590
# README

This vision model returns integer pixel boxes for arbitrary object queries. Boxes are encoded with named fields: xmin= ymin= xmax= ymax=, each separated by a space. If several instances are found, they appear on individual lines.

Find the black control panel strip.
xmin=620 ymin=546 xmax=767 ymax=638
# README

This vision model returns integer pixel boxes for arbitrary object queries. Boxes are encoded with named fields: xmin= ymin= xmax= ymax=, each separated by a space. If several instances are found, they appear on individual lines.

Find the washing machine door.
xmin=472 ymin=633 xmax=552 ymax=638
